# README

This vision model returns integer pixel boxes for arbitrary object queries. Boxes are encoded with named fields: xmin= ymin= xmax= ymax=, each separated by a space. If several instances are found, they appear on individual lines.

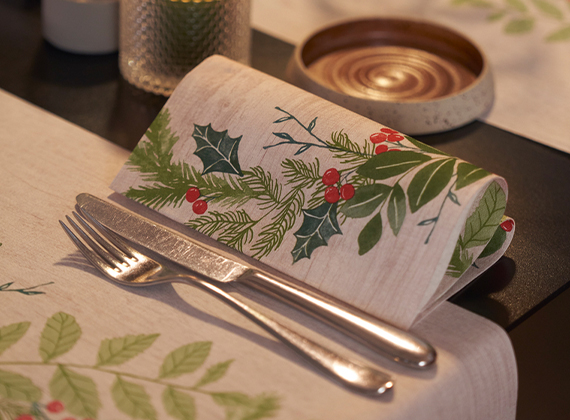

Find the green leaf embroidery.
xmin=407 ymin=158 xmax=456 ymax=213
xmin=291 ymin=202 xmax=342 ymax=262
xmin=358 ymin=212 xmax=383 ymax=255
xmin=49 ymin=365 xmax=101 ymax=418
xmin=388 ymin=183 xmax=406 ymax=236
xmin=478 ymin=224 xmax=508 ymax=259
xmin=163 ymin=386 xmax=196 ymax=420
xmin=404 ymin=136 xmax=449 ymax=156
xmin=212 ymin=392 xmax=280 ymax=420
xmin=192 ymin=124 xmax=243 ymax=176
xmin=39 ymin=313 xmax=81 ymax=362
xmin=159 ymin=342 xmax=212 ymax=379
xmin=357 ymin=150 xmax=431 ymax=180
xmin=546 ymin=25 xmax=570 ymax=41
xmin=462 ymin=181 xmax=507 ymax=248
xmin=112 ymin=376 xmax=156 ymax=420
xmin=0 ymin=369 xmax=41 ymax=402
xmin=341 ymin=184 xmax=392 ymax=218
xmin=195 ymin=360 xmax=234 ymax=388
xmin=0 ymin=322 xmax=30 ymax=356
xmin=96 ymin=334 xmax=159 ymax=367
xmin=505 ymin=17 xmax=535 ymax=33
xmin=456 ymin=162 xmax=491 ymax=190
xmin=532 ymin=0 xmax=563 ymax=19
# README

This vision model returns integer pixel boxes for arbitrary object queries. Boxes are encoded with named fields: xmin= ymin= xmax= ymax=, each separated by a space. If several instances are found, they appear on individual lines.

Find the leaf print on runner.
xmin=39 ymin=312 xmax=81 ymax=362
xmin=387 ymin=183 xmax=406 ymax=236
xmin=163 ymin=386 xmax=196 ymax=420
xmin=357 ymin=151 xmax=431 ymax=180
xmin=96 ymin=334 xmax=160 ymax=366
xmin=212 ymin=392 xmax=280 ymax=420
xmin=0 ymin=369 xmax=42 ymax=402
xmin=49 ymin=365 xmax=101 ymax=418
xmin=195 ymin=360 xmax=234 ymax=388
xmin=159 ymin=341 xmax=212 ymax=379
xmin=0 ymin=322 xmax=30 ymax=356
xmin=407 ymin=158 xmax=456 ymax=213
xmin=292 ymin=202 xmax=342 ymax=262
xmin=358 ymin=212 xmax=383 ymax=255
xmin=456 ymin=162 xmax=491 ymax=190
xmin=112 ymin=376 xmax=156 ymax=420
xmin=341 ymin=184 xmax=392 ymax=219
xmin=192 ymin=124 xmax=243 ymax=176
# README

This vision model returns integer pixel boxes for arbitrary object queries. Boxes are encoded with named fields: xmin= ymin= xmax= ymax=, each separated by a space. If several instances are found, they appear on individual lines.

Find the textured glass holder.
xmin=119 ymin=0 xmax=251 ymax=96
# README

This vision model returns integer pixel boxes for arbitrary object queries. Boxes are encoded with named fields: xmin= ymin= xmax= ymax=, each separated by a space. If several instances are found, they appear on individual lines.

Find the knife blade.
xmin=77 ymin=193 xmax=436 ymax=369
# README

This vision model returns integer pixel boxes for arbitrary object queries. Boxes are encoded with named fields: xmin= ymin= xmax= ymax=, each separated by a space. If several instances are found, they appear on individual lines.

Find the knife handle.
xmin=240 ymin=270 xmax=436 ymax=369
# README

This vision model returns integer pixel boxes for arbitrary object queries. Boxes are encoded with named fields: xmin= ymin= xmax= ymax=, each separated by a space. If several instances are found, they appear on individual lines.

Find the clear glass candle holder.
xmin=119 ymin=0 xmax=250 ymax=96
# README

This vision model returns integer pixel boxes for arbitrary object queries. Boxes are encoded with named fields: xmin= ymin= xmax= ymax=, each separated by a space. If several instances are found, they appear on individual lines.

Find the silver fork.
xmin=60 ymin=210 xmax=394 ymax=396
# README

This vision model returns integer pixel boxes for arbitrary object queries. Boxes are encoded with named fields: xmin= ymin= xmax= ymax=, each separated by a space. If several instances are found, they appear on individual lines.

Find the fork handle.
xmin=240 ymin=271 xmax=436 ymax=369
xmin=178 ymin=277 xmax=393 ymax=396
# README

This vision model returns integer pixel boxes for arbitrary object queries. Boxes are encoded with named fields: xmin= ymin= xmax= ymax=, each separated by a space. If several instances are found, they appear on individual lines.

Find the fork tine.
xmin=78 ymin=207 xmax=144 ymax=261
xmin=59 ymin=219 xmax=118 ymax=277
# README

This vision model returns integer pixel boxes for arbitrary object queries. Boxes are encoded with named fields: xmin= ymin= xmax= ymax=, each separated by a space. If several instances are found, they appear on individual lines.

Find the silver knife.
xmin=77 ymin=193 xmax=436 ymax=369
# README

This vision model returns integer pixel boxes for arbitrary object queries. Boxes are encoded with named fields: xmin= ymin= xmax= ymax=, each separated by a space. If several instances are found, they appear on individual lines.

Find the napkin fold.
xmin=111 ymin=55 xmax=514 ymax=330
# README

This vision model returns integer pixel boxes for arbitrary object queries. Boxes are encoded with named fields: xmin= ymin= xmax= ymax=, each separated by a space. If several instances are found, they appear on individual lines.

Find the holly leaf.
xmin=0 ymin=322 xmax=30 ymax=356
xmin=96 ymin=334 xmax=159 ymax=366
xmin=357 ymin=150 xmax=431 ymax=180
xmin=407 ymin=158 xmax=456 ymax=213
xmin=159 ymin=342 xmax=212 ymax=379
xmin=0 ymin=369 xmax=42 ymax=402
xmin=39 ymin=312 xmax=81 ymax=362
xmin=192 ymin=124 xmax=243 ymax=176
xmin=292 ymin=202 xmax=342 ymax=262
xmin=112 ymin=376 xmax=156 ymax=420
xmin=163 ymin=386 xmax=196 ymax=420
xmin=462 ymin=181 xmax=507 ymax=248
xmin=358 ymin=212 xmax=383 ymax=255
xmin=456 ymin=162 xmax=490 ymax=190
xmin=388 ymin=183 xmax=406 ymax=236
xmin=340 ymin=184 xmax=392 ymax=219
xmin=49 ymin=365 xmax=101 ymax=418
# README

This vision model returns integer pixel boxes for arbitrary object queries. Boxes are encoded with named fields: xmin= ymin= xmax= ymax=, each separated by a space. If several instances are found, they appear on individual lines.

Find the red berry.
xmin=340 ymin=184 xmax=355 ymax=200
xmin=387 ymin=133 xmax=404 ymax=142
xmin=322 ymin=168 xmax=340 ymax=186
xmin=15 ymin=415 xmax=34 ymax=420
xmin=324 ymin=186 xmax=340 ymax=203
xmin=388 ymin=148 xmax=401 ymax=152
xmin=380 ymin=128 xmax=398 ymax=134
xmin=500 ymin=220 xmax=514 ymax=232
xmin=47 ymin=400 xmax=64 ymax=413
xmin=185 ymin=187 xmax=201 ymax=203
xmin=369 ymin=132 xmax=388 ymax=144
xmin=375 ymin=144 xmax=388 ymax=154
xmin=192 ymin=200 xmax=208 ymax=214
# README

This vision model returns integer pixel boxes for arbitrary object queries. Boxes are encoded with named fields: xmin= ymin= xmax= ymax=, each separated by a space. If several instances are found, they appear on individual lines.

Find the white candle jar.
xmin=119 ymin=0 xmax=250 ymax=96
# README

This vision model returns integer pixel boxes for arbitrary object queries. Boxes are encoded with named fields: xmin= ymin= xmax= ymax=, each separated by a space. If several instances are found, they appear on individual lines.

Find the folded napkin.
xmin=111 ymin=55 xmax=514 ymax=330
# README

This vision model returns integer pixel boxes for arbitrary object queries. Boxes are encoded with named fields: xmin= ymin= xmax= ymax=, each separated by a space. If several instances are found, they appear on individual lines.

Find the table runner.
xmin=0 ymin=88 xmax=517 ymax=418
xmin=251 ymin=0 xmax=570 ymax=154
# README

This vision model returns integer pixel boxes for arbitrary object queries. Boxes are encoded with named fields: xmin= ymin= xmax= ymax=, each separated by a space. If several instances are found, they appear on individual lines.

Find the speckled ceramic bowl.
xmin=286 ymin=18 xmax=494 ymax=135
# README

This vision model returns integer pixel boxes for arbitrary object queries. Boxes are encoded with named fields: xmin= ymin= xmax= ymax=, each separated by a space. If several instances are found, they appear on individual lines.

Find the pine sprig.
xmin=326 ymin=130 xmax=374 ymax=166
xmin=281 ymin=158 xmax=321 ymax=188
xmin=242 ymin=166 xmax=282 ymax=211
xmin=186 ymin=210 xmax=257 ymax=252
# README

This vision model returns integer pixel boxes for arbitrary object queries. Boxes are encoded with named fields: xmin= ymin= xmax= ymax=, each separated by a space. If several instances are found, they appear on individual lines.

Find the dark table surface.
xmin=2 ymin=0 xmax=569 ymax=417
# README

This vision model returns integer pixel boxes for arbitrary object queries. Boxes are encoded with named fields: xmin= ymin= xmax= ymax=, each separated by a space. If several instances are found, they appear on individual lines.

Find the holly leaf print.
xmin=39 ymin=312 xmax=81 ymax=362
xmin=96 ymin=334 xmax=160 ymax=366
xmin=49 ymin=365 xmax=101 ymax=418
xmin=192 ymin=124 xmax=243 ymax=176
xmin=0 ymin=322 xmax=30 ymax=356
xmin=292 ymin=202 xmax=342 ymax=262
xmin=0 ymin=369 xmax=42 ymax=402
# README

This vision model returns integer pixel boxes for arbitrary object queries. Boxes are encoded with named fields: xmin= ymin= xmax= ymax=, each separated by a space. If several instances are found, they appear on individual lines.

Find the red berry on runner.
xmin=387 ymin=133 xmax=404 ymax=142
xmin=370 ymin=132 xmax=388 ymax=144
xmin=340 ymin=184 xmax=355 ymax=200
xmin=185 ymin=187 xmax=201 ymax=203
xmin=322 ymin=168 xmax=340 ymax=185
xmin=500 ymin=220 xmax=514 ymax=232
xmin=46 ymin=401 xmax=64 ymax=413
xmin=375 ymin=144 xmax=388 ymax=154
xmin=324 ymin=186 xmax=340 ymax=203
xmin=192 ymin=200 xmax=208 ymax=214
xmin=380 ymin=128 xmax=398 ymax=134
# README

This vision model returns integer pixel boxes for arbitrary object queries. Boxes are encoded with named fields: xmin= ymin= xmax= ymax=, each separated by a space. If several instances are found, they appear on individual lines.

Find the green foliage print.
xmin=0 ymin=282 xmax=53 ymax=296
xmin=0 ymin=313 xmax=280 ymax=420
xmin=453 ymin=0 xmax=570 ymax=41
xmin=446 ymin=181 xmax=507 ymax=277
xmin=124 ymin=107 xmax=494 ymax=263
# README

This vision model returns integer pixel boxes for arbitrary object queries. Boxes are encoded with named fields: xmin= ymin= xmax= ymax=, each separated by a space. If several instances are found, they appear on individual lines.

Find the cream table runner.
xmin=0 ymin=87 xmax=517 ymax=419
xmin=251 ymin=0 xmax=570 ymax=154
